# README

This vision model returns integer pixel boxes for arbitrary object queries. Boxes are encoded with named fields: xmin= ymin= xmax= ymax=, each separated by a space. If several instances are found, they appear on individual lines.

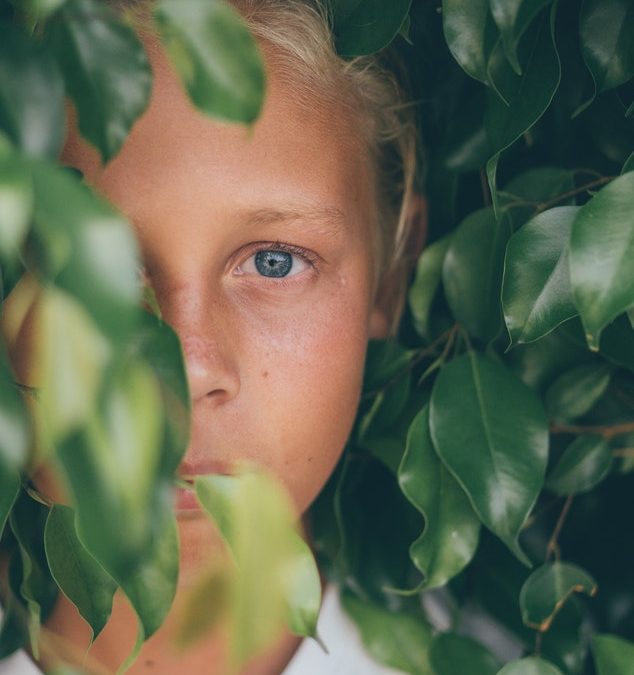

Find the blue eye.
xmin=255 ymin=250 xmax=293 ymax=277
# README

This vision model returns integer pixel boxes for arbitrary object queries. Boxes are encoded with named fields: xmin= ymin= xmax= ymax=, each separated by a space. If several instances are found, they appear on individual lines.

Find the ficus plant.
xmin=0 ymin=0 xmax=633 ymax=674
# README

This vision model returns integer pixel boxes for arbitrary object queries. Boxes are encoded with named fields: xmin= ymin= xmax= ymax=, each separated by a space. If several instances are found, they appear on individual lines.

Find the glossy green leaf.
xmin=154 ymin=0 xmax=266 ymax=125
xmin=502 ymin=206 xmax=579 ymax=346
xmin=443 ymin=0 xmax=497 ymax=83
xmin=0 ymin=158 xmax=33 ymax=265
xmin=519 ymin=562 xmax=597 ymax=631
xmin=489 ymin=0 xmax=552 ymax=75
xmin=44 ymin=504 xmax=116 ymax=640
xmin=0 ymin=463 xmax=20 ymax=540
xmin=29 ymin=159 xmax=141 ymax=342
xmin=0 ymin=346 xmax=30 ymax=470
xmin=580 ymin=0 xmax=634 ymax=97
xmin=10 ymin=0 xmax=68 ymax=20
xmin=496 ymin=657 xmax=564 ymax=675
xmin=623 ymin=151 xmax=634 ymax=174
xmin=430 ymin=632 xmax=500 ymax=675
xmin=430 ymin=352 xmax=549 ymax=564
xmin=544 ymin=363 xmax=611 ymax=422
xmin=46 ymin=0 xmax=152 ymax=163
xmin=0 ymin=23 xmax=64 ymax=159
xmin=334 ymin=0 xmax=412 ymax=57
xmin=408 ymin=234 xmax=452 ymax=340
xmin=56 ymin=361 xmax=163 ymax=578
xmin=341 ymin=590 xmax=433 ymax=675
xmin=546 ymin=435 xmax=613 ymax=495
xmin=592 ymin=634 xmax=634 ymax=675
xmin=442 ymin=207 xmax=511 ymax=342
xmin=569 ymin=172 xmax=634 ymax=350
xmin=195 ymin=469 xmax=321 ymax=670
xmin=398 ymin=406 xmax=480 ymax=589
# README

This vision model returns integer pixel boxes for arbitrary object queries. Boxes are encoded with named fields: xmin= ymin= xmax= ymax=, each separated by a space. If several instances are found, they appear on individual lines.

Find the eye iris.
xmin=254 ymin=250 xmax=293 ymax=277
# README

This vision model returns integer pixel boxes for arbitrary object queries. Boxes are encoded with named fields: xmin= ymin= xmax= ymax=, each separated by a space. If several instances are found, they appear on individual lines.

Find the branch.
xmin=550 ymin=421 xmax=634 ymax=439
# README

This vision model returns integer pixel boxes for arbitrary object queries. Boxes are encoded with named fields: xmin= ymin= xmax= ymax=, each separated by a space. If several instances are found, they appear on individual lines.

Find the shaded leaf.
xmin=0 ymin=22 xmax=64 ymax=159
xmin=569 ymin=172 xmax=634 ymax=350
xmin=519 ymin=562 xmax=597 ymax=631
xmin=502 ymin=206 xmax=579 ymax=346
xmin=442 ymin=207 xmax=511 ymax=342
xmin=341 ymin=590 xmax=433 ymax=675
xmin=154 ymin=0 xmax=266 ymax=125
xmin=496 ymin=657 xmax=564 ymax=675
xmin=442 ymin=0 xmax=497 ymax=83
xmin=0 ymin=462 xmax=19 ymax=540
xmin=430 ymin=351 xmax=549 ymax=564
xmin=44 ymin=504 xmax=116 ymax=640
xmin=10 ymin=0 xmax=67 ymax=20
xmin=408 ymin=234 xmax=452 ymax=340
xmin=623 ymin=151 xmax=634 ymax=174
xmin=544 ymin=363 xmax=611 ymax=422
xmin=546 ymin=435 xmax=613 ymax=495
xmin=592 ymin=634 xmax=634 ymax=675
xmin=398 ymin=406 xmax=480 ymax=590
xmin=46 ymin=0 xmax=152 ymax=163
xmin=363 ymin=340 xmax=413 ymax=393
xmin=430 ymin=632 xmax=500 ymax=675
xmin=334 ymin=0 xmax=412 ymax=57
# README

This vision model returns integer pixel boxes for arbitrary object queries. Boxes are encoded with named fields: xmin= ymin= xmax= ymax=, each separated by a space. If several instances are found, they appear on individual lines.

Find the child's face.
xmin=60 ymin=39 xmax=385 ymax=566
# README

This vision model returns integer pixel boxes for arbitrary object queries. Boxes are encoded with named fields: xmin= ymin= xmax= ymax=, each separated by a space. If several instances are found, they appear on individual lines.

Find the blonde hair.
xmin=113 ymin=0 xmax=419 ymax=328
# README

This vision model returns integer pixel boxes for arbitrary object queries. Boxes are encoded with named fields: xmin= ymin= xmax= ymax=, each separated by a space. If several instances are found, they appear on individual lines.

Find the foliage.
xmin=0 ymin=0 xmax=633 ymax=674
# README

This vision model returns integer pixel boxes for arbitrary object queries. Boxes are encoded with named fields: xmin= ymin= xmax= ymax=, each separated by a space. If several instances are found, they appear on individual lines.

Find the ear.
xmin=369 ymin=191 xmax=428 ymax=338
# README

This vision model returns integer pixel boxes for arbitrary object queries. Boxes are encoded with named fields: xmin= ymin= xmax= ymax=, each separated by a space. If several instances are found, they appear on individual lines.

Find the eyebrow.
xmin=239 ymin=205 xmax=348 ymax=237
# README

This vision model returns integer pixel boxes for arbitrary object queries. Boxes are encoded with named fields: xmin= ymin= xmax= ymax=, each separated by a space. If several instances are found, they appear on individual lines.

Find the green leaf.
xmin=430 ymin=632 xmax=500 ymax=675
xmin=334 ymin=0 xmax=412 ymax=57
xmin=502 ymin=206 xmax=579 ymax=346
xmin=44 ymin=504 xmax=117 ymax=641
xmin=580 ymin=0 xmax=634 ymax=97
xmin=0 ymin=463 xmax=20 ymax=540
xmin=519 ymin=562 xmax=597 ymax=631
xmin=489 ymin=0 xmax=552 ymax=75
xmin=569 ymin=172 xmax=634 ymax=350
xmin=195 ymin=469 xmax=321 ymax=670
xmin=623 ymin=151 xmax=634 ymax=174
xmin=10 ymin=0 xmax=68 ymax=21
xmin=592 ymin=634 xmax=634 ymax=675
xmin=485 ymin=7 xmax=560 ymax=213
xmin=154 ymin=0 xmax=266 ymax=125
xmin=0 ymin=157 xmax=33 ymax=266
xmin=398 ymin=406 xmax=480 ymax=590
xmin=496 ymin=657 xmax=564 ymax=675
xmin=546 ymin=435 xmax=613 ymax=495
xmin=45 ymin=0 xmax=152 ymax=163
xmin=29 ymin=159 xmax=141 ymax=342
xmin=430 ymin=352 xmax=549 ymax=564
xmin=408 ymin=234 xmax=452 ymax=340
xmin=341 ymin=590 xmax=433 ymax=675
xmin=442 ymin=0 xmax=497 ymax=83
xmin=442 ymin=207 xmax=511 ymax=342
xmin=0 ymin=346 xmax=30 ymax=470
xmin=363 ymin=340 xmax=413 ymax=393
xmin=544 ymin=363 xmax=611 ymax=422
xmin=0 ymin=22 xmax=64 ymax=159
xmin=56 ymin=361 xmax=164 ymax=578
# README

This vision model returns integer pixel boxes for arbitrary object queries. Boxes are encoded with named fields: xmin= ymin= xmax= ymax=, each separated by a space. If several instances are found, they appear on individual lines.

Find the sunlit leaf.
xmin=44 ymin=504 xmax=116 ymax=640
xmin=408 ymin=234 xmax=452 ymax=340
xmin=154 ymin=0 xmax=266 ymax=125
xmin=544 ymin=362 xmax=611 ymax=422
xmin=0 ymin=346 xmax=30 ymax=470
xmin=430 ymin=632 xmax=500 ymax=675
xmin=488 ymin=0 xmax=552 ymax=75
xmin=430 ymin=351 xmax=548 ymax=564
xmin=0 ymin=22 xmax=64 ymax=159
xmin=442 ymin=0 xmax=497 ymax=84
xmin=341 ymin=590 xmax=433 ymax=675
xmin=398 ymin=406 xmax=480 ymax=589
xmin=592 ymin=634 xmax=634 ymax=675
xmin=442 ymin=207 xmax=510 ymax=342
xmin=0 ymin=157 xmax=33 ymax=266
xmin=10 ymin=0 xmax=67 ymax=20
xmin=502 ymin=206 xmax=579 ymax=346
xmin=334 ymin=0 xmax=412 ymax=57
xmin=569 ymin=172 xmax=634 ymax=350
xmin=520 ymin=562 xmax=597 ymax=632
xmin=45 ymin=0 xmax=152 ymax=163
xmin=546 ymin=435 xmax=613 ymax=496
xmin=496 ymin=657 xmax=564 ymax=675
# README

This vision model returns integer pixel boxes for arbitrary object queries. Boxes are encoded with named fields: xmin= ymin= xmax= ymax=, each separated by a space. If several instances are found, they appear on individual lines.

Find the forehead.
xmin=61 ymin=36 xmax=375 ymax=236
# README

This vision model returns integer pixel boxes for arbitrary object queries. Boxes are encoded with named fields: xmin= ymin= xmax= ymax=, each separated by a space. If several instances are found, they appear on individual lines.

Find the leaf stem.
xmin=612 ymin=448 xmax=634 ymax=458
xmin=545 ymin=495 xmax=573 ymax=563
xmin=536 ymin=176 xmax=615 ymax=213
xmin=550 ymin=421 xmax=634 ymax=439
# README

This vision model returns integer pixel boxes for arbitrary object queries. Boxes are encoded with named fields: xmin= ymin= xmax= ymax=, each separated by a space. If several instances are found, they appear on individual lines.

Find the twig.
xmin=536 ymin=176 xmax=615 ymax=213
xmin=545 ymin=495 xmax=574 ymax=563
xmin=550 ymin=422 xmax=634 ymax=439
xmin=612 ymin=448 xmax=634 ymax=458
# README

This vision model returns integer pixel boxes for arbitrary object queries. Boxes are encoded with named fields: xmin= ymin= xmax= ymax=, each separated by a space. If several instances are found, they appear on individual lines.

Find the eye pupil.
xmin=255 ymin=250 xmax=293 ymax=277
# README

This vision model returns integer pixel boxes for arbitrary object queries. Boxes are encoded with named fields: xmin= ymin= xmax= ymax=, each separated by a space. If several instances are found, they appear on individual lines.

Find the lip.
xmin=174 ymin=460 xmax=235 ymax=511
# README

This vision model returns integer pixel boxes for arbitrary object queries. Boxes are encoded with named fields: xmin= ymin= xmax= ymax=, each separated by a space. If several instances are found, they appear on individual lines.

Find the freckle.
xmin=308 ymin=456 xmax=313 ymax=462
xmin=262 ymin=370 xmax=268 ymax=378
xmin=145 ymin=660 xmax=154 ymax=668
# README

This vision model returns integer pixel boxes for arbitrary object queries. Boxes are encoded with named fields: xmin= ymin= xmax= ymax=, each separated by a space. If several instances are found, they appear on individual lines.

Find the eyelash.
xmin=234 ymin=241 xmax=321 ymax=280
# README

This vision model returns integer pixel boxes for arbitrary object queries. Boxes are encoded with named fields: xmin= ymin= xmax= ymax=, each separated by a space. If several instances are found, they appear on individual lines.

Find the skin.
xmin=25 ymin=35 xmax=390 ymax=675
